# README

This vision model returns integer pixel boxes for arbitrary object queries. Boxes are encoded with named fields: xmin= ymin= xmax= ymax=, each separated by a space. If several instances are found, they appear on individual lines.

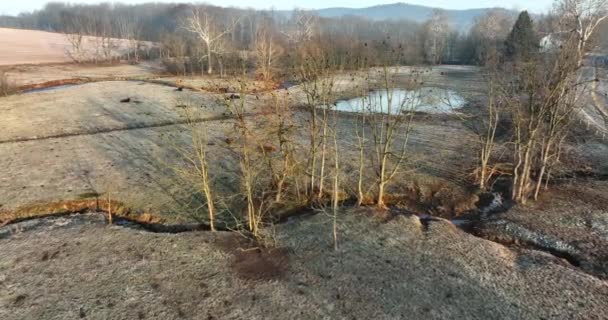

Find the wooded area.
xmin=2 ymin=2 xmax=604 ymax=74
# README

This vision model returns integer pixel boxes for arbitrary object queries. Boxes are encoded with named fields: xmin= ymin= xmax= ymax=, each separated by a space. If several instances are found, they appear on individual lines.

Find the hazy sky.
xmin=1 ymin=0 xmax=555 ymax=16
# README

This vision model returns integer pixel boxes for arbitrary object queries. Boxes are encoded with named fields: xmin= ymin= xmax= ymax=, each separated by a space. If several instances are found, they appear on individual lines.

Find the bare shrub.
xmin=297 ymin=50 xmax=337 ymax=202
xmin=254 ymin=21 xmax=284 ymax=82
xmin=258 ymin=93 xmax=298 ymax=203
xmin=165 ymin=101 xmax=218 ymax=231
xmin=223 ymin=84 xmax=274 ymax=238
xmin=367 ymin=66 xmax=423 ymax=208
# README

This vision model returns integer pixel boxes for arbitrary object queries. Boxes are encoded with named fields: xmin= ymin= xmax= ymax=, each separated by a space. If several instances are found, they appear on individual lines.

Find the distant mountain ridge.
xmin=309 ymin=2 xmax=515 ymax=31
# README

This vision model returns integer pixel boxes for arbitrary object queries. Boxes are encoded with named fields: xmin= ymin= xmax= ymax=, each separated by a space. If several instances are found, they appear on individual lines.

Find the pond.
xmin=334 ymin=87 xmax=465 ymax=114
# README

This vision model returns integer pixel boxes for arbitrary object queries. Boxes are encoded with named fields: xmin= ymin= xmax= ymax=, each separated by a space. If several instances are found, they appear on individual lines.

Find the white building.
xmin=540 ymin=34 xmax=561 ymax=52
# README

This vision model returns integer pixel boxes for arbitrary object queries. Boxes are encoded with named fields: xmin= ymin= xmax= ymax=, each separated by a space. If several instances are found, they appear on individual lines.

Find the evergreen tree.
xmin=504 ymin=11 xmax=538 ymax=60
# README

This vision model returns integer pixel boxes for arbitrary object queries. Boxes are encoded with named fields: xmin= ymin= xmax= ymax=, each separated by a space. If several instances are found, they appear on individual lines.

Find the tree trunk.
xmin=308 ymin=108 xmax=318 ymax=201
xmin=206 ymin=42 xmax=213 ymax=74
xmin=357 ymin=139 xmax=365 ymax=206
xmin=377 ymin=180 xmax=386 ymax=209
xmin=479 ymin=150 xmax=488 ymax=190
xmin=204 ymin=184 xmax=215 ymax=232
xmin=377 ymin=138 xmax=390 ymax=208
xmin=318 ymin=112 xmax=328 ymax=199
xmin=332 ymin=129 xmax=340 ymax=251
xmin=275 ymin=178 xmax=284 ymax=203
xmin=534 ymin=137 xmax=553 ymax=200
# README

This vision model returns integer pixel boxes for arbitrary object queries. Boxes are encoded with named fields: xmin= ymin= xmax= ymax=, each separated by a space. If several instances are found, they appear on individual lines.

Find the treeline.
xmin=0 ymin=2 xmax=515 ymax=69
xmin=1 ymin=2 xmax=605 ymax=75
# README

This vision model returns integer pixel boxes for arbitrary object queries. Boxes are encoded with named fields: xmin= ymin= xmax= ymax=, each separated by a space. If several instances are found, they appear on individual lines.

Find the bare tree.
xmin=282 ymin=10 xmax=318 ymax=44
xmin=331 ymin=116 xmax=341 ymax=251
xmin=369 ymin=67 xmax=421 ymax=208
xmin=531 ymin=43 xmax=585 ymax=200
xmin=464 ymin=53 xmax=504 ymax=191
xmin=254 ymin=92 xmax=298 ymax=203
xmin=117 ymin=14 xmax=142 ymax=62
xmin=183 ymin=8 xmax=238 ymax=75
xmin=298 ymin=53 xmax=336 ymax=202
xmin=270 ymin=94 xmax=297 ymax=203
xmin=186 ymin=108 xmax=217 ymax=231
xmin=354 ymin=92 xmax=369 ymax=205
xmin=167 ymin=103 xmax=218 ymax=231
xmin=254 ymin=22 xmax=284 ymax=82
xmin=555 ymin=0 xmax=608 ymax=65
xmin=62 ymin=12 xmax=88 ymax=63
xmin=469 ymin=9 xmax=516 ymax=63
xmin=423 ymin=10 xmax=450 ymax=65
xmin=160 ymin=32 xmax=188 ymax=75
xmin=477 ymin=74 xmax=501 ymax=191
xmin=223 ymin=85 xmax=276 ymax=237
xmin=499 ymin=1 xmax=606 ymax=203
xmin=505 ymin=38 xmax=589 ymax=203
xmin=317 ymin=91 xmax=331 ymax=199
xmin=473 ymin=9 xmax=515 ymax=41
xmin=100 ymin=19 xmax=116 ymax=62
xmin=212 ymin=37 xmax=231 ymax=78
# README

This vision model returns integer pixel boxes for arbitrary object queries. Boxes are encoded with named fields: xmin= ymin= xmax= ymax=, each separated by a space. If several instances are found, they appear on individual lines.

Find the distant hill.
xmin=311 ymin=2 xmax=515 ymax=31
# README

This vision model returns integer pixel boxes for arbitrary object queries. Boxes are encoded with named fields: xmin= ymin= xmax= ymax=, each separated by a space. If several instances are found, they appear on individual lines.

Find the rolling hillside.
xmin=313 ymin=3 xmax=515 ymax=31
xmin=0 ymin=28 xmax=154 ymax=66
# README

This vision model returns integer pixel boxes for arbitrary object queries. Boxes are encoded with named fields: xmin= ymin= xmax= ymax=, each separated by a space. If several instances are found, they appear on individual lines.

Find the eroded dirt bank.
xmin=1 ymin=208 xmax=607 ymax=320
xmin=472 ymin=180 xmax=608 ymax=280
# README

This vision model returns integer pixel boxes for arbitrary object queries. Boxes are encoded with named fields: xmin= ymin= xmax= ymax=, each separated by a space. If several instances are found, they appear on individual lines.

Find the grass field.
xmin=0 ymin=28 xmax=147 ymax=66
xmin=0 ymin=30 xmax=607 ymax=319
xmin=0 ymin=65 xmax=485 ymax=223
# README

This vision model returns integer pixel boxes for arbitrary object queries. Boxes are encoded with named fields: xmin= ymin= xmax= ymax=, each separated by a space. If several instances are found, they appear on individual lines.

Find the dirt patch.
xmin=213 ymin=232 xmax=290 ymax=280
xmin=231 ymin=247 xmax=290 ymax=280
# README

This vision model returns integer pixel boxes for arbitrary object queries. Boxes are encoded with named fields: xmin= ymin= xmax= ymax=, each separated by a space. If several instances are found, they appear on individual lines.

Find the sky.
xmin=0 ymin=0 xmax=555 ymax=16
